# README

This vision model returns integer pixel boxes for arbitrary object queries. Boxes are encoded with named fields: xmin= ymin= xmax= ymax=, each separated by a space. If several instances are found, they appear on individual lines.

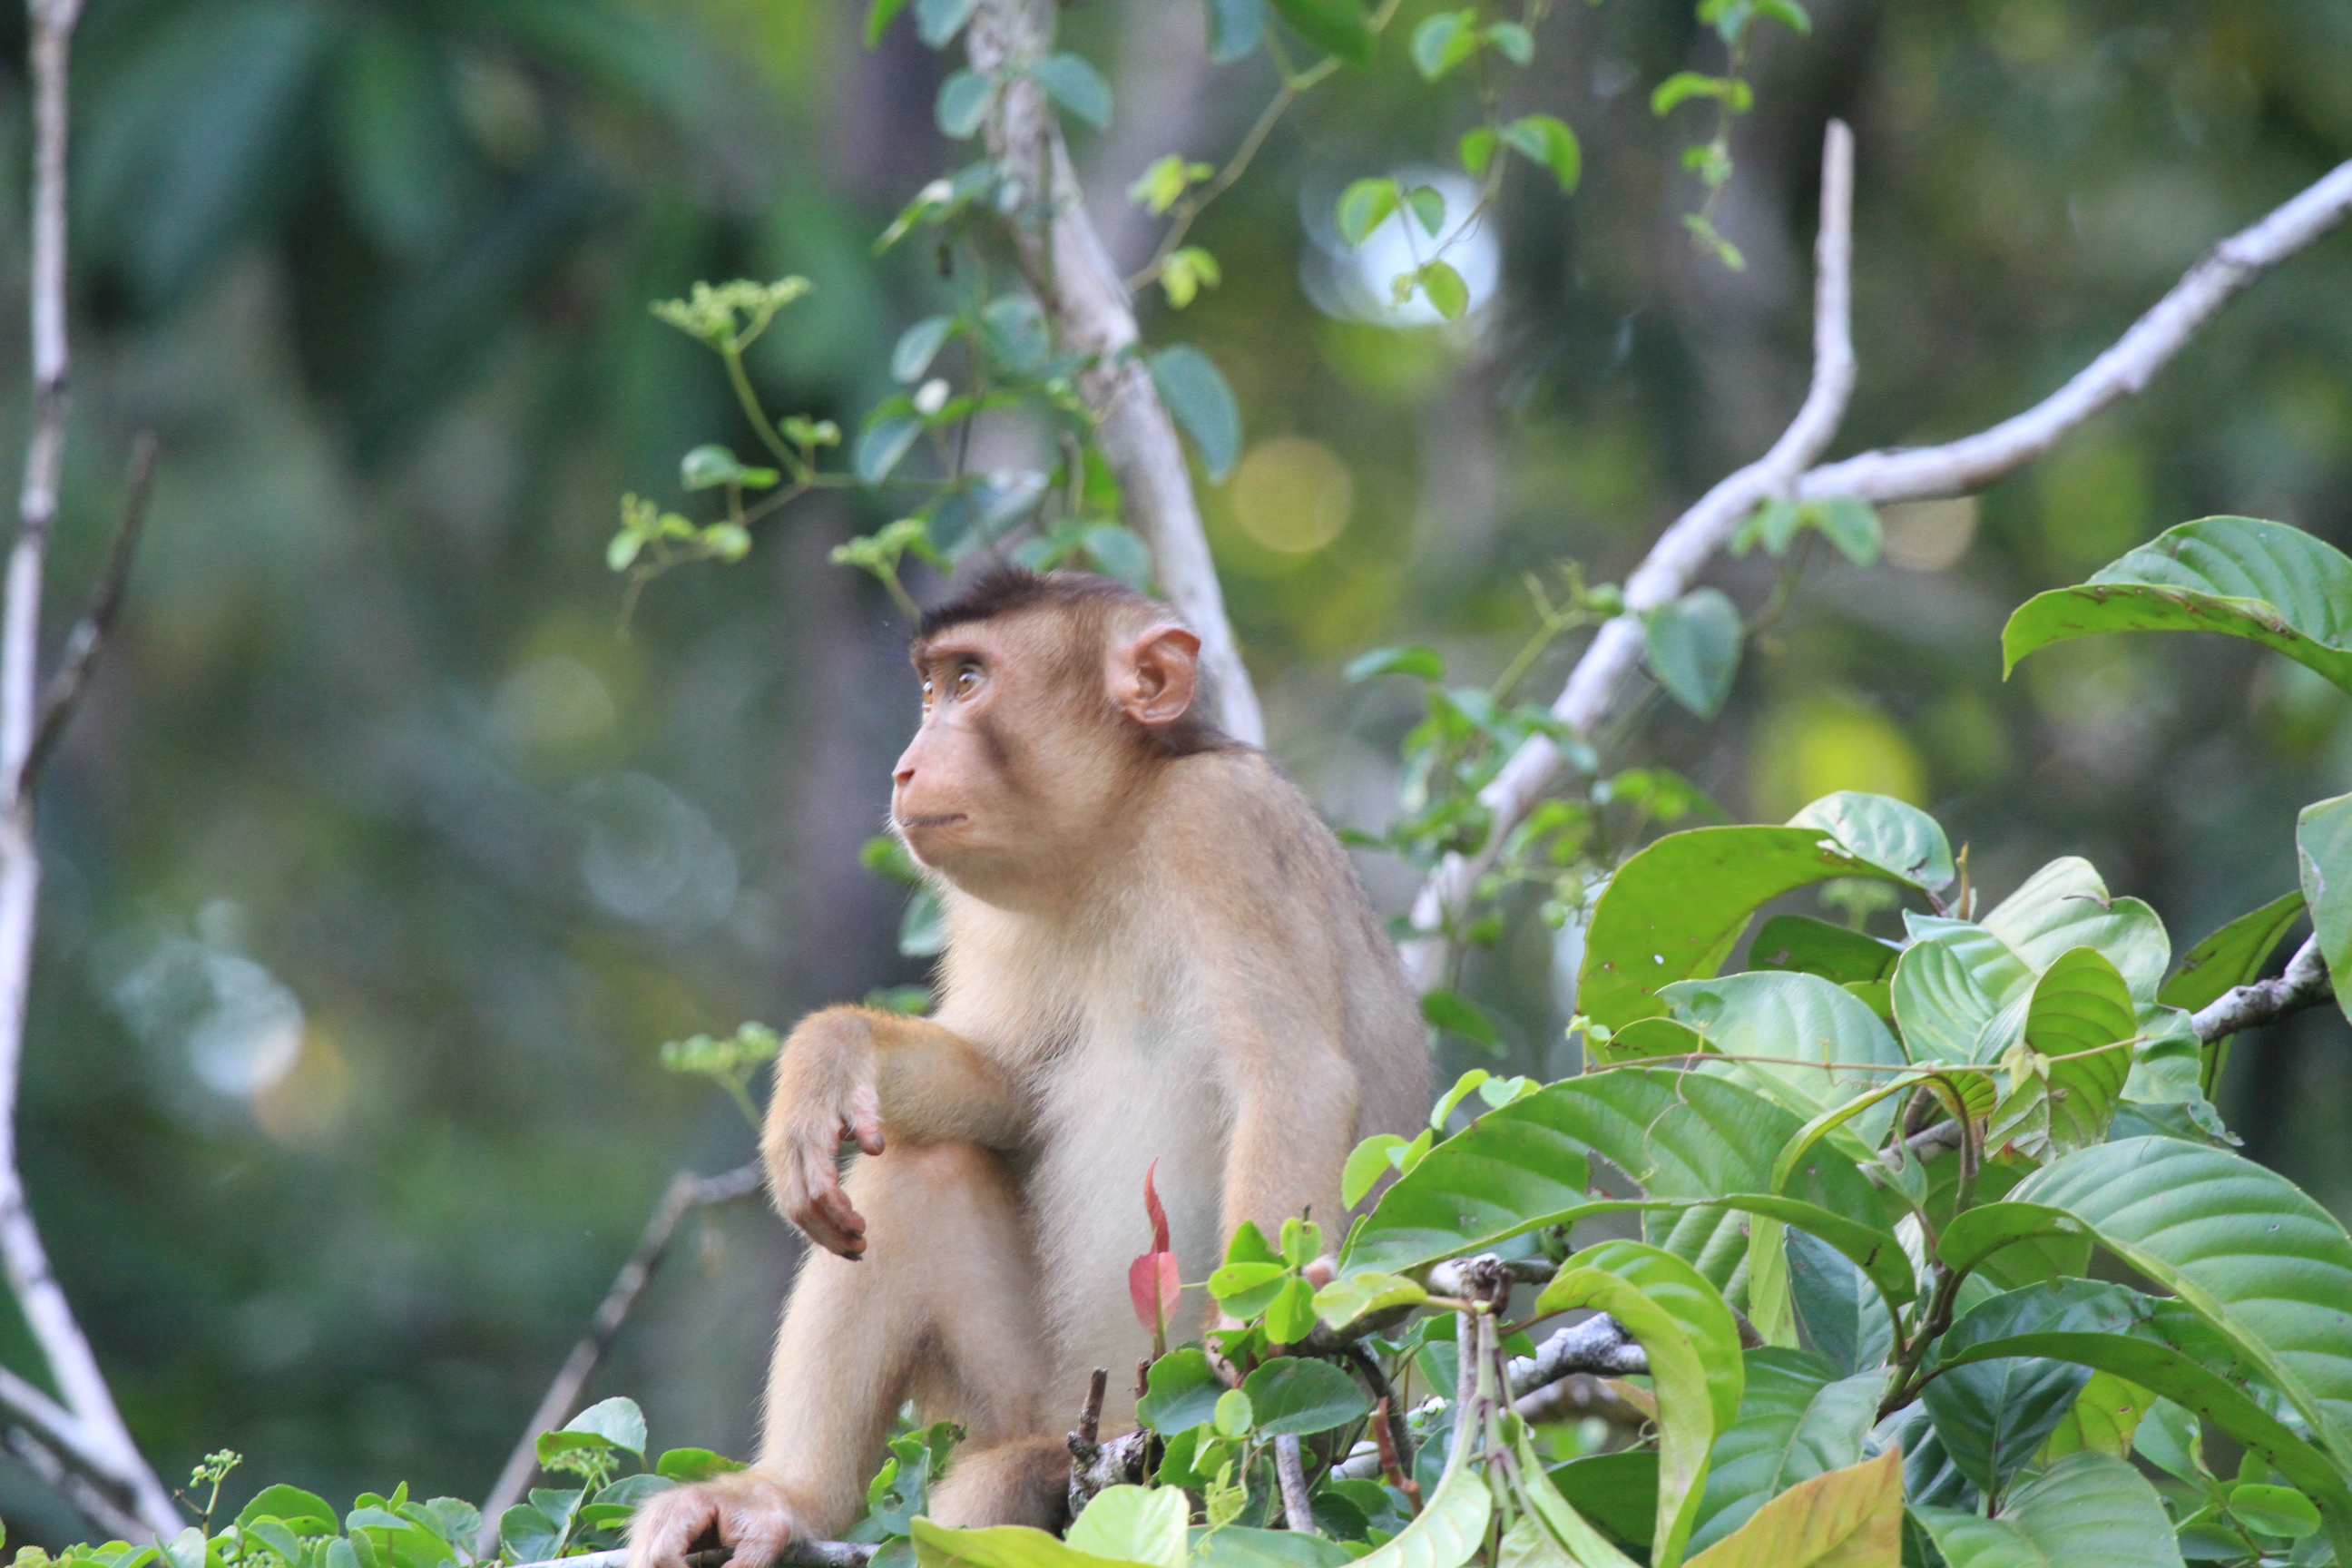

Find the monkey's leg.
xmin=756 ymin=1141 xmax=1058 ymax=1537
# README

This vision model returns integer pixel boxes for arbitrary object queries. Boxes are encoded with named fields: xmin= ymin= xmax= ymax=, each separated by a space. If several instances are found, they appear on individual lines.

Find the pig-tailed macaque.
xmin=629 ymin=569 xmax=1429 ymax=1568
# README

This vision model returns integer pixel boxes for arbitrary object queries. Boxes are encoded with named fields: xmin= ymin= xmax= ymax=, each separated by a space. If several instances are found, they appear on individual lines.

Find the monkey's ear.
xmin=1115 ymin=622 xmax=1200 ymax=726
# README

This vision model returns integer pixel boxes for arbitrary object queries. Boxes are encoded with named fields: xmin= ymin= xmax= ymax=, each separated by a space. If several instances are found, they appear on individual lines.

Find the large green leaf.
xmin=1547 ymin=1452 xmax=1656 ymax=1551
xmin=1888 ymin=934 xmax=2005 ymax=1065
xmin=1345 ymin=1416 xmax=1493 ymax=1568
xmin=2161 ymin=890 xmax=2306 ymax=1014
xmin=1926 ymin=1279 xmax=2352 ymax=1540
xmin=1240 ymin=1358 xmax=1369 ymax=1436
xmin=1341 ymin=1069 xmax=1908 ymax=1301
xmin=1682 ymin=1447 xmax=1901 ymax=1568
xmin=1985 ymin=947 xmax=2135 ymax=1160
xmin=1788 ymin=792 xmax=1955 ymax=892
xmin=2004 ymin=1140 xmax=2352 ymax=1477
xmin=1747 ymin=916 xmax=1896 ymax=985
xmin=2002 ymin=516 xmax=2352 ymax=695
xmin=911 ymin=1519 xmax=1132 ymax=1568
xmin=1536 ymin=1267 xmax=1718 ymax=1568
xmin=1065 ymin=1486 xmax=1185 ymax=1568
xmin=1980 ymin=858 xmax=2170 ymax=1001
xmin=1687 ymin=1350 xmax=1880 ymax=1554
xmin=1510 ymin=1429 xmax=1642 ymax=1568
xmin=1919 ymin=1350 xmax=2090 ymax=1500
xmin=1579 ymin=828 xmax=1896 ymax=1029
xmin=1787 ymin=1230 xmax=1896 ymax=1379
xmin=1658 ymin=972 xmax=1908 ymax=1142
xmin=1911 ymin=1452 xmax=2184 ymax=1567
xmin=2298 ymin=791 xmax=2352 ymax=1024
xmin=1549 ymin=1241 xmax=1747 ymax=1434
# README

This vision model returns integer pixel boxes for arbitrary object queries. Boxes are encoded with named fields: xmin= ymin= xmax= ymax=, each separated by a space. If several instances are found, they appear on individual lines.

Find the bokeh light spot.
xmin=1231 ymin=436 xmax=1355 ymax=554
xmin=1881 ymin=496 xmax=1978 ymax=571
xmin=1750 ymin=697 xmax=1927 ymax=820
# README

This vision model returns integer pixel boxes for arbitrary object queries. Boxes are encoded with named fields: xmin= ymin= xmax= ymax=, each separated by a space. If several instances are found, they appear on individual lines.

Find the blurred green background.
xmin=2 ymin=0 xmax=2349 ymax=1543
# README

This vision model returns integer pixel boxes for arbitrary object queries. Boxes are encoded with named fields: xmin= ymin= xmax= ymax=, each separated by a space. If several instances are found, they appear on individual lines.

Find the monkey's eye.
xmin=920 ymin=678 xmax=936 ymax=711
xmin=953 ymin=665 xmax=982 ymax=699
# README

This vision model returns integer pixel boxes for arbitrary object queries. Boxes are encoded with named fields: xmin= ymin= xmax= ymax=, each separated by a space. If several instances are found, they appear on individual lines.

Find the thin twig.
xmin=26 ymin=430 xmax=155 ymax=788
xmin=966 ymin=0 xmax=1263 ymax=745
xmin=0 ymin=0 xmax=180 ymax=1538
xmin=479 ymin=1163 xmax=764 ymax=1542
xmin=1399 ymin=143 xmax=2352 ymax=991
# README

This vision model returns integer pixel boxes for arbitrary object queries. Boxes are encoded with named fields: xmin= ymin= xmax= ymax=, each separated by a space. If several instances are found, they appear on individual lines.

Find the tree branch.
xmin=479 ymin=1163 xmax=764 ymax=1541
xmin=1272 ymin=1435 xmax=1314 ymax=1533
xmin=1398 ymin=144 xmax=2352 ymax=991
xmin=965 ymin=0 xmax=1263 ymax=746
xmin=1398 ymin=121 xmax=1857 ymax=988
xmin=26 ymin=430 xmax=156 ymax=789
xmin=0 ymin=0 xmax=180 ymax=1538
xmin=2192 ymin=935 xmax=2333 ymax=1044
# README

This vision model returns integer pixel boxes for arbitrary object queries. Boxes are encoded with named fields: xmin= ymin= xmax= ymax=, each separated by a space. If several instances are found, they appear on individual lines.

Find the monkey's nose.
xmin=893 ymin=762 xmax=916 ymax=789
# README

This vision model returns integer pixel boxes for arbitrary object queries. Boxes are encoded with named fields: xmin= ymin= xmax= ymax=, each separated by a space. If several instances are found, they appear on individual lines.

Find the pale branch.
xmin=1399 ymin=145 xmax=2352 ymax=993
xmin=1397 ymin=121 xmax=1857 ymax=990
xmin=1799 ymin=160 xmax=2352 ymax=505
xmin=0 ymin=0 xmax=181 ymax=1539
xmin=509 ymin=1544 xmax=875 ymax=1568
xmin=1272 ymin=1435 xmax=1314 ymax=1533
xmin=5 ymin=1424 xmax=152 ymax=1544
xmin=26 ymin=430 xmax=156 ymax=789
xmin=479 ymin=1163 xmax=764 ymax=1541
xmin=966 ymin=0 xmax=1263 ymax=746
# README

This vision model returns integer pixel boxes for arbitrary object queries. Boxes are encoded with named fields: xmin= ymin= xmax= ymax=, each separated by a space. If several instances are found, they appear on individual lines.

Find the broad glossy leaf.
xmin=1788 ymin=1230 xmax=1896 ymax=1378
xmin=2161 ymin=890 xmax=2305 ymax=1014
xmin=912 ymin=1517 xmax=1132 ymax=1568
xmin=2298 ymin=791 xmax=2352 ymax=1024
xmin=1981 ymin=858 xmax=2169 ymax=1001
xmin=1660 ymin=971 xmax=1906 ymax=1142
xmin=1549 ymin=1241 xmax=1746 ymax=1434
xmin=2038 ymin=1368 xmax=2150 ymax=1463
xmin=1681 ymin=1446 xmax=1900 ymax=1568
xmin=1147 ymin=345 xmax=1240 ymax=482
xmin=238 ymin=1487 xmax=337 ymax=1535
xmin=1589 ymin=1015 xmax=1705 ymax=1065
xmin=1065 ymin=1485 xmax=1184 ymax=1568
xmin=1189 ymin=1529 xmax=1352 ymax=1568
xmin=1687 ymin=1350 xmax=1880 ymax=1553
xmin=2002 ymin=516 xmax=2352 ymax=695
xmin=1987 ymin=947 xmax=2134 ymax=1159
xmin=1888 ymin=936 xmax=2003 ymax=1065
xmin=1511 ymin=1430 xmax=1642 ymax=1568
xmin=1547 ymin=1452 xmax=1657 ymax=1550
xmin=1911 ymin=1452 xmax=2183 ymax=1567
xmin=1240 ymin=1358 xmax=1369 ymax=1436
xmin=1748 ymin=916 xmax=1896 ymax=985
xmin=1642 ymin=588 xmax=1742 ymax=719
xmin=1345 ymin=1430 xmax=1492 ymax=1568
xmin=1535 ymin=1267 xmax=1716 ymax=1567
xmin=1312 ymin=1270 xmax=1426 ymax=1330
xmin=1920 ymin=1352 xmax=2090 ymax=1498
xmin=1788 ymin=792 xmax=1955 ymax=892
xmin=2009 ymin=1139 xmax=2352 ymax=1473
xmin=1136 ymin=1348 xmax=1223 ymax=1432
xmin=1580 ymin=828 xmax=1892 ymax=1029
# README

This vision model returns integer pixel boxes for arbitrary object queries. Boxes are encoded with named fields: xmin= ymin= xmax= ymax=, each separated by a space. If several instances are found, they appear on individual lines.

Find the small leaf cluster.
xmin=658 ymin=1022 xmax=779 ymax=1131
xmin=1652 ymin=0 xmax=1813 ymax=269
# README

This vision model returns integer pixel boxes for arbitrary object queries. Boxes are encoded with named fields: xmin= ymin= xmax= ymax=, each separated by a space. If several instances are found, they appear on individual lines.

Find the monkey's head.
xmin=893 ymin=569 xmax=1226 ymax=897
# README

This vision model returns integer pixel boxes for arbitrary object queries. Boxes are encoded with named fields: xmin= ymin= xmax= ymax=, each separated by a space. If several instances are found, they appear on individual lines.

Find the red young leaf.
xmin=1128 ymin=1250 xmax=1181 ymax=1334
xmin=1143 ymin=1160 xmax=1171 ymax=1254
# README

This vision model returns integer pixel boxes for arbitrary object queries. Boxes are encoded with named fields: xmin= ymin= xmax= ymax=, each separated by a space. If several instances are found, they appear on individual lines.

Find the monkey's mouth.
xmin=897 ymin=813 xmax=969 ymax=831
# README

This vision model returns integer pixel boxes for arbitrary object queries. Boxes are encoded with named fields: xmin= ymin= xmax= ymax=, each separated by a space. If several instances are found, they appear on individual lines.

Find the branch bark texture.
xmin=0 ymin=0 xmax=181 ymax=1539
xmin=966 ymin=0 xmax=1263 ymax=746
xmin=1399 ymin=147 xmax=2352 ymax=990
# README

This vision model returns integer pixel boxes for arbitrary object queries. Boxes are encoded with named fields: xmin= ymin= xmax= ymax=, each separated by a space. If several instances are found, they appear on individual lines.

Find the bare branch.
xmin=1509 ymin=1314 xmax=1649 ymax=1393
xmin=0 ymin=0 xmax=180 ymax=1538
xmin=1272 ymin=1435 xmax=1314 ymax=1534
xmin=1397 ymin=143 xmax=2352 ymax=993
xmin=1399 ymin=121 xmax=1857 ymax=988
xmin=26 ymin=431 xmax=156 ymax=789
xmin=2193 ymin=935 xmax=2334 ymax=1044
xmin=965 ymin=0 xmax=1263 ymax=746
xmin=479 ymin=1163 xmax=764 ymax=1538
xmin=6 ymin=1425 xmax=153 ymax=1544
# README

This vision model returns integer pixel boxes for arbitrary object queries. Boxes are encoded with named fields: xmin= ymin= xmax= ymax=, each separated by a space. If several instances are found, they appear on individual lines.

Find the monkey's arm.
xmin=1217 ymin=1034 xmax=1359 ymax=1279
xmin=762 ymin=1005 xmax=1027 ymax=1258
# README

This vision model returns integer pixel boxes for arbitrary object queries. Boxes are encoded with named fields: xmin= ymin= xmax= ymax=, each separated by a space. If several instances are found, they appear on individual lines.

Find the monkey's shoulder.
xmin=1145 ymin=747 xmax=1367 ymax=906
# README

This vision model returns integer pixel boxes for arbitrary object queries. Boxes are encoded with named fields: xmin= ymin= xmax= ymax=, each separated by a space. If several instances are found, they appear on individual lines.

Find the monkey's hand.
xmin=626 ymin=1472 xmax=808 ymax=1568
xmin=762 ymin=1013 xmax=886 ymax=1259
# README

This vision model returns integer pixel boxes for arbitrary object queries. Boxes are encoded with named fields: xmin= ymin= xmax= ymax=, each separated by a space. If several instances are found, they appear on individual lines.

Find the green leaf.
xmin=1147 ymin=345 xmax=1241 ymax=482
xmin=545 ymin=1395 xmax=647 ymax=1459
xmin=892 ymin=314 xmax=958 ymax=383
xmin=1242 ymin=1358 xmax=1371 ymax=1436
xmin=1577 ymin=826 xmax=1895 ymax=1030
xmin=1336 ymin=177 xmax=1401 ymax=246
xmin=1681 ymin=1446 xmax=1900 ymax=1568
xmin=1658 ymin=971 xmax=1908 ymax=1140
xmin=1651 ymin=72 xmax=1740 ymax=115
xmin=1081 ymin=524 xmax=1152 ymax=590
xmin=1982 ymin=858 xmax=2171 ymax=1002
xmin=655 ymin=1448 xmax=746 ymax=1482
xmin=1921 ymin=1349 xmax=2090 ymax=1500
xmin=1410 ymin=11 xmax=1478 ymax=80
xmin=1786 ymin=1230 xmax=1895 ymax=1379
xmin=1342 ymin=1134 xmax=1409 ymax=1208
xmin=237 ymin=1487 xmax=338 ymax=1536
xmin=1066 ymin=1485 xmax=1186 ymax=1568
xmin=865 ymin=0 xmax=913 ymax=47
xmin=1268 ymin=0 xmax=1378 ymax=65
xmin=1642 ymin=588 xmax=1742 ymax=718
xmin=1511 ymin=1429 xmax=1643 ymax=1568
xmin=679 ymin=443 xmax=778 ymax=492
xmin=900 ymin=883 xmax=946 ymax=958
xmin=936 ymin=70 xmax=993 ymax=138
xmin=1536 ymin=1263 xmax=1720 ymax=1567
xmin=1346 ymin=644 xmax=1444 ymax=682
xmin=858 ymin=415 xmax=926 ymax=485
xmin=1911 ymin=1452 xmax=2184 ymax=1568
xmin=2160 ymin=890 xmax=2304 ymax=1014
xmin=1809 ymin=497 xmax=1880 ymax=566
xmin=912 ymin=1518 xmax=1135 ymax=1568
xmin=1031 ymin=53 xmax=1112 ymax=129
xmin=1686 ymin=1350 xmax=1879 ymax=1554
xmin=2228 ymin=1483 xmax=2320 ymax=1540
xmin=1416 ymin=261 xmax=1469 ymax=322
xmin=1499 ymin=113 xmax=1582 ymax=192
xmin=1205 ymin=0 xmax=1267 ymax=63
xmin=1457 ymin=127 xmax=1498 ymax=175
xmin=2299 ymin=791 xmax=2352 ymax=1023
xmin=915 ymin=0 xmax=981 ymax=46
xmin=1189 ymin=1528 xmax=1354 ymax=1568
xmin=1988 ymin=946 xmax=2135 ymax=1159
xmin=1420 ymin=989 xmax=1499 ymax=1051
xmin=2002 ymin=516 xmax=2352 ymax=693
xmin=1313 ymin=1269 xmax=1426 ymax=1330
xmin=1888 ymin=930 xmax=2006 ymax=1064
xmin=1553 ymin=1241 xmax=1747 ymax=1434
xmin=1787 ymin=792 xmax=1954 ymax=892
xmin=1404 ymin=185 xmax=1446 ymax=237
xmin=1485 ymin=22 xmax=1535 ymax=64
xmin=1747 ymin=916 xmax=1896 ymax=985
xmin=1264 ymin=1275 xmax=1317 ymax=1343
xmin=1137 ymin=1348 xmax=1224 ymax=1433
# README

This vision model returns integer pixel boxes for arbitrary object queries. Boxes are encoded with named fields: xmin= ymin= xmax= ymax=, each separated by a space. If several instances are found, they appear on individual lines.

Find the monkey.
xmin=629 ymin=568 xmax=1429 ymax=1568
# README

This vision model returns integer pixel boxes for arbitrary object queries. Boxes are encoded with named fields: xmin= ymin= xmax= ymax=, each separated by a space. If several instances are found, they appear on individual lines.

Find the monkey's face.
xmin=894 ymin=611 xmax=1200 ymax=898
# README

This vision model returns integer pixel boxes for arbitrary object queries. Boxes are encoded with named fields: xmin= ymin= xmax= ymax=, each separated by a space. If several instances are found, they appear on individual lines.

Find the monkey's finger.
xmin=720 ymin=1507 xmax=791 ymax=1568
xmin=848 ymin=1083 xmax=886 ymax=1156
xmin=631 ymin=1492 xmax=714 ymax=1568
